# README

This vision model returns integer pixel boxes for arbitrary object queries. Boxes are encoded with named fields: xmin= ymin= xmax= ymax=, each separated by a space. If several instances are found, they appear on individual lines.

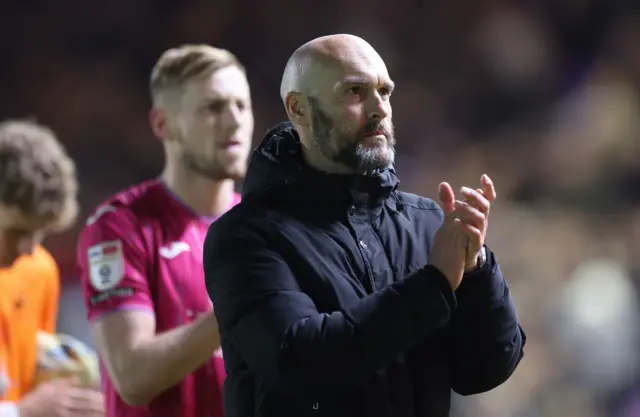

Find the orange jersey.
xmin=0 ymin=246 xmax=59 ymax=401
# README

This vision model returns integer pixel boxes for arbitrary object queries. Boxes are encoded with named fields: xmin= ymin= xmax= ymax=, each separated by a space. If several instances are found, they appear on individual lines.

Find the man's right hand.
xmin=18 ymin=378 xmax=104 ymax=417
xmin=428 ymin=182 xmax=469 ymax=290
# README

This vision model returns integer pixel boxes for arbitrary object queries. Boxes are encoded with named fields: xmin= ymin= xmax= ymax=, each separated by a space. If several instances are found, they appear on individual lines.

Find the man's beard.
xmin=178 ymin=140 xmax=245 ymax=181
xmin=182 ymin=151 xmax=233 ymax=180
xmin=308 ymin=97 xmax=396 ymax=174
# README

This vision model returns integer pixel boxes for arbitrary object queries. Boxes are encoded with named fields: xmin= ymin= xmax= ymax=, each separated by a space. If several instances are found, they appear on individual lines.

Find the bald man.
xmin=203 ymin=34 xmax=525 ymax=417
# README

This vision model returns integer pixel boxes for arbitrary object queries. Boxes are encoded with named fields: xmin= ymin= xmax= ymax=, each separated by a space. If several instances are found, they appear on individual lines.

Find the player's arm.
xmin=204 ymin=215 xmax=456 ymax=401
xmin=78 ymin=208 xmax=220 ymax=406
xmin=92 ymin=310 xmax=219 ymax=406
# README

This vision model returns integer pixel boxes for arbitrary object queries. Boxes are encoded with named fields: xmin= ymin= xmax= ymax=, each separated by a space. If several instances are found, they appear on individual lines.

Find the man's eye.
xmin=207 ymin=101 xmax=226 ymax=113
xmin=379 ymin=87 xmax=392 ymax=97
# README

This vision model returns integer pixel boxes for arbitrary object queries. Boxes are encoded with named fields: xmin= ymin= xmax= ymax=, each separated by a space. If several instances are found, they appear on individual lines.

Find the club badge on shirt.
xmin=87 ymin=240 xmax=125 ymax=291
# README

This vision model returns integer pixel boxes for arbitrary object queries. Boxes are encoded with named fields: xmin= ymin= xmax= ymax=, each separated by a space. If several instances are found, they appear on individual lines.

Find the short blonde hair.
xmin=150 ymin=44 xmax=244 ymax=104
xmin=0 ymin=120 xmax=79 ymax=233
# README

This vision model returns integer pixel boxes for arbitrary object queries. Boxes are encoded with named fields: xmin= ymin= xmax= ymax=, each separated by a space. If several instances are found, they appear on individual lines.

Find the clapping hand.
xmin=439 ymin=175 xmax=496 ymax=272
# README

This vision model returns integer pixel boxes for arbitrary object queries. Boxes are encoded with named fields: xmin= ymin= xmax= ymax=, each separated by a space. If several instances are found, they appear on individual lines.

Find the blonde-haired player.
xmin=0 ymin=120 xmax=104 ymax=417
xmin=77 ymin=44 xmax=254 ymax=417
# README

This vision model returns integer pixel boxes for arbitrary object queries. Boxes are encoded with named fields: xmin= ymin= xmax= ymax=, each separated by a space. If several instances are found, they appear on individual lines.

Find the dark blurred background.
xmin=3 ymin=0 xmax=640 ymax=415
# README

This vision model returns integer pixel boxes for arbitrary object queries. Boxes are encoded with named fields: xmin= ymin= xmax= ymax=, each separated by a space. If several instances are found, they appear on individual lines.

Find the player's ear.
xmin=285 ymin=93 xmax=310 ymax=128
xmin=149 ymin=107 xmax=170 ymax=142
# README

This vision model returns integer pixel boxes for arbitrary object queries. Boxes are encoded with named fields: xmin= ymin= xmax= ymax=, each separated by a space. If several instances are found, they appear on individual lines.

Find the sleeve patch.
xmin=87 ymin=240 xmax=125 ymax=291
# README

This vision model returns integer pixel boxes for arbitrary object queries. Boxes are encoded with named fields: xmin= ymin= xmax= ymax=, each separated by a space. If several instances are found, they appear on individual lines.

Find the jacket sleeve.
xmin=448 ymin=246 xmax=526 ymax=395
xmin=203 ymin=216 xmax=456 ymax=397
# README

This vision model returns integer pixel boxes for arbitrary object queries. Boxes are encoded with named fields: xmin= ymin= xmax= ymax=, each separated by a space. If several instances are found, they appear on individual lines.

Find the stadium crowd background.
xmin=3 ymin=0 xmax=640 ymax=416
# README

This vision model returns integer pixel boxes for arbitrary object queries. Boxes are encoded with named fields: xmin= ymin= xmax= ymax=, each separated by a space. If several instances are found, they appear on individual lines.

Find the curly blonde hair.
xmin=0 ymin=120 xmax=79 ymax=233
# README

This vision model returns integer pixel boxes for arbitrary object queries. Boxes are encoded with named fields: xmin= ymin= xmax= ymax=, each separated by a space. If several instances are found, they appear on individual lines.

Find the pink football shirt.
xmin=77 ymin=179 xmax=240 ymax=417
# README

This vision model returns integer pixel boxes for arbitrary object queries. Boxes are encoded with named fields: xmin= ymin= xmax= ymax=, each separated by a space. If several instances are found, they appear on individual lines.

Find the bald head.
xmin=279 ymin=34 xmax=387 ymax=103
xmin=279 ymin=34 xmax=396 ymax=175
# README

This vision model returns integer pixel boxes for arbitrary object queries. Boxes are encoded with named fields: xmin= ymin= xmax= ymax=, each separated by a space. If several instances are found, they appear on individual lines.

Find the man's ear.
xmin=150 ymin=107 xmax=170 ymax=142
xmin=284 ymin=93 xmax=310 ymax=128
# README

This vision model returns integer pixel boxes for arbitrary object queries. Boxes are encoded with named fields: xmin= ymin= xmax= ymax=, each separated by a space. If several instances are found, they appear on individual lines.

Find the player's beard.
xmin=182 ymin=151 xmax=231 ymax=180
xmin=307 ymin=97 xmax=396 ymax=175
xmin=177 ymin=139 xmax=245 ymax=182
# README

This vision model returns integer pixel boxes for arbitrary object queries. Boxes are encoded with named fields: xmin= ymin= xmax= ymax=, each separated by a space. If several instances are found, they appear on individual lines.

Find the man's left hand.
xmin=453 ymin=174 xmax=496 ymax=272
